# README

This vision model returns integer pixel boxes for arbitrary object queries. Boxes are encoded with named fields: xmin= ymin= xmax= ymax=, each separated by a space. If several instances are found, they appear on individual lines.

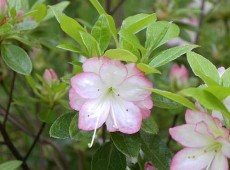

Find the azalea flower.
xmin=169 ymin=109 xmax=230 ymax=170
xmin=144 ymin=162 xmax=157 ymax=170
xmin=43 ymin=68 xmax=58 ymax=86
xmin=69 ymin=57 xmax=153 ymax=147
xmin=0 ymin=0 xmax=7 ymax=18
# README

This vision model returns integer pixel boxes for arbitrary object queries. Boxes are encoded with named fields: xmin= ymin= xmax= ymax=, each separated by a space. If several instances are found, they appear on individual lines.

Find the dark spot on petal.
xmin=126 ymin=109 xmax=128 ymax=112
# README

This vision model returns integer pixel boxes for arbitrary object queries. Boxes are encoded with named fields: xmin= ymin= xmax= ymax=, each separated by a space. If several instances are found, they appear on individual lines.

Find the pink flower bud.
xmin=217 ymin=67 xmax=225 ymax=77
xmin=144 ymin=162 xmax=157 ymax=170
xmin=43 ymin=69 xmax=58 ymax=85
xmin=169 ymin=64 xmax=188 ymax=85
xmin=0 ymin=0 xmax=7 ymax=17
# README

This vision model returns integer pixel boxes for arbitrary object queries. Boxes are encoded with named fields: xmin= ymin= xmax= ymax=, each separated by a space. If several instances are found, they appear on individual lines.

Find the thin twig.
xmin=194 ymin=0 xmax=206 ymax=44
xmin=110 ymin=0 xmax=126 ymax=15
xmin=3 ymin=71 xmax=16 ymax=126
xmin=23 ymin=122 xmax=46 ymax=163
xmin=0 ymin=122 xmax=30 ymax=170
xmin=106 ymin=0 xmax=111 ymax=14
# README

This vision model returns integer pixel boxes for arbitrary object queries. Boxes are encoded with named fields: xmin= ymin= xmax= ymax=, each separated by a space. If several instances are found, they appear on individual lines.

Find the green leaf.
xmin=137 ymin=63 xmax=161 ymax=74
xmin=121 ymin=13 xmax=156 ymax=33
xmin=79 ymin=31 xmax=101 ymax=57
xmin=57 ymin=44 xmax=81 ymax=53
xmin=149 ymin=45 xmax=197 ymax=68
xmin=110 ymin=132 xmax=141 ymax=157
xmin=60 ymin=15 xmax=86 ymax=43
xmin=221 ymin=68 xmax=230 ymax=87
xmin=180 ymin=88 xmax=230 ymax=120
xmin=46 ymin=1 xmax=70 ymax=22
xmin=204 ymin=86 xmax=230 ymax=100
xmin=187 ymin=52 xmax=220 ymax=85
xmin=1 ymin=44 xmax=32 ymax=75
xmin=0 ymin=23 xmax=13 ymax=35
xmin=91 ymin=142 xmax=126 ymax=170
xmin=69 ymin=113 xmax=92 ymax=142
xmin=49 ymin=113 xmax=75 ymax=139
xmin=140 ymin=132 xmax=172 ymax=170
xmin=105 ymin=15 xmax=118 ymax=47
xmin=104 ymin=49 xmax=138 ymax=62
xmin=149 ymin=88 xmax=197 ymax=110
xmin=89 ymin=0 xmax=106 ymax=15
xmin=92 ymin=14 xmax=111 ymax=52
xmin=31 ymin=4 xmax=47 ymax=22
xmin=14 ymin=20 xmax=38 ymax=31
xmin=145 ymin=21 xmax=180 ymax=51
xmin=0 ymin=160 xmax=22 ymax=170
xmin=141 ymin=114 xmax=159 ymax=134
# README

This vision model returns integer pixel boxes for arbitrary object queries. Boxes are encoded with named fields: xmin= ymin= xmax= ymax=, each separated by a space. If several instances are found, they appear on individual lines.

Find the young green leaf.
xmin=221 ymin=68 xmax=230 ymax=87
xmin=140 ymin=132 xmax=172 ymax=170
xmin=148 ymin=88 xmax=197 ymax=110
xmin=149 ymin=45 xmax=197 ymax=68
xmin=31 ymin=4 xmax=47 ymax=22
xmin=0 ymin=160 xmax=22 ymax=170
xmin=137 ymin=63 xmax=161 ymax=74
xmin=180 ymin=88 xmax=230 ymax=120
xmin=121 ymin=13 xmax=156 ymax=33
xmin=89 ymin=0 xmax=106 ymax=15
xmin=187 ymin=52 xmax=220 ymax=85
xmin=92 ymin=14 xmax=111 ymax=52
xmin=49 ymin=112 xmax=75 ymax=139
xmin=91 ymin=142 xmax=126 ymax=170
xmin=110 ymin=132 xmax=141 ymax=157
xmin=145 ymin=21 xmax=180 ymax=51
xmin=57 ymin=44 xmax=81 ymax=53
xmin=1 ymin=44 xmax=32 ymax=75
xmin=0 ymin=23 xmax=13 ymax=35
xmin=104 ymin=49 xmax=138 ymax=62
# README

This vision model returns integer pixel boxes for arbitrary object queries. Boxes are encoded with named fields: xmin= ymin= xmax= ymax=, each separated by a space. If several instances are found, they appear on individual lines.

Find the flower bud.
xmin=43 ymin=69 xmax=58 ymax=85
xmin=0 ymin=0 xmax=7 ymax=18
xmin=218 ymin=66 xmax=225 ymax=77
xmin=169 ymin=64 xmax=188 ymax=86
xmin=144 ymin=162 xmax=157 ymax=170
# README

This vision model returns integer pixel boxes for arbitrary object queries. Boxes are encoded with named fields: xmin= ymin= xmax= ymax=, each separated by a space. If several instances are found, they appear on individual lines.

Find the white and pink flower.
xmin=169 ymin=110 xmax=230 ymax=170
xmin=43 ymin=68 xmax=58 ymax=85
xmin=69 ymin=57 xmax=153 ymax=147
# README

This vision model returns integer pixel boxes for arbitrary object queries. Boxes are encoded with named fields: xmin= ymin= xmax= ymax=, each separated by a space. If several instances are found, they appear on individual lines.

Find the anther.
xmin=126 ymin=109 xmax=128 ymax=112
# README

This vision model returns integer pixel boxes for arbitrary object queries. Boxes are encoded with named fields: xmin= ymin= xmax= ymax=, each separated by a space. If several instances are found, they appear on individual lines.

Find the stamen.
xmin=88 ymin=114 xmax=100 ymax=148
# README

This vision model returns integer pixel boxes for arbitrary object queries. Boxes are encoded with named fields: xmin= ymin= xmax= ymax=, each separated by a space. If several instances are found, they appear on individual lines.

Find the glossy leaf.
xmin=145 ymin=21 xmax=180 ymax=51
xmin=0 ymin=160 xmax=22 ymax=170
xmin=137 ymin=63 xmax=161 ymax=74
xmin=187 ymin=52 xmax=220 ymax=85
xmin=89 ymin=0 xmax=106 ymax=15
xmin=221 ymin=68 xmax=230 ymax=87
xmin=121 ymin=13 xmax=156 ymax=33
xmin=149 ymin=45 xmax=197 ymax=68
xmin=140 ymin=132 xmax=172 ymax=170
xmin=111 ymin=132 xmax=141 ymax=157
xmin=69 ymin=113 xmax=92 ymax=142
xmin=57 ymin=44 xmax=81 ymax=53
xmin=1 ymin=44 xmax=32 ymax=75
xmin=141 ymin=114 xmax=159 ymax=134
xmin=91 ymin=142 xmax=126 ymax=170
xmin=149 ymin=88 xmax=197 ymax=110
xmin=31 ymin=4 xmax=47 ymax=22
xmin=49 ymin=113 xmax=75 ymax=139
xmin=104 ymin=49 xmax=138 ymax=62
xmin=92 ymin=14 xmax=111 ymax=52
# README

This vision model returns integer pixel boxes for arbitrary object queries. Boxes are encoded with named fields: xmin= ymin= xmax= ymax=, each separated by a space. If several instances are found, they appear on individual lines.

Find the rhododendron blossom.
xmin=169 ymin=110 xmax=230 ymax=170
xmin=0 ymin=0 xmax=7 ymax=17
xmin=43 ymin=68 xmax=58 ymax=85
xmin=169 ymin=64 xmax=188 ymax=89
xmin=144 ymin=162 xmax=157 ymax=170
xmin=69 ymin=57 xmax=153 ymax=147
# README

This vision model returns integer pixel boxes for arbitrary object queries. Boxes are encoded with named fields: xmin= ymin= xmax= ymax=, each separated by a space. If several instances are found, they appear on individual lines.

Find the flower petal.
xmin=210 ymin=152 xmax=228 ymax=170
xmin=185 ymin=110 xmax=212 ymax=125
xmin=78 ymin=98 xmax=110 ymax=130
xmin=106 ymin=98 xmax=142 ymax=134
xmin=99 ymin=59 xmax=127 ymax=87
xmin=170 ymin=148 xmax=214 ymax=170
xmin=117 ymin=75 xmax=152 ymax=101
xmin=126 ymin=63 xmax=144 ymax=77
xmin=169 ymin=124 xmax=214 ymax=147
xmin=71 ymin=72 xmax=105 ymax=99
xmin=82 ymin=57 xmax=110 ymax=74
xmin=69 ymin=88 xmax=86 ymax=111
xmin=135 ymin=96 xmax=153 ymax=119
xmin=216 ymin=137 xmax=230 ymax=158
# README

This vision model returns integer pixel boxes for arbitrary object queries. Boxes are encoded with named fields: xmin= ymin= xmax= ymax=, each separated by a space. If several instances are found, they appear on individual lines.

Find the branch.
xmin=0 ymin=122 xmax=30 ymax=170
xmin=110 ymin=0 xmax=126 ymax=15
xmin=194 ymin=0 xmax=206 ymax=44
xmin=3 ymin=71 xmax=16 ymax=126
xmin=23 ymin=122 xmax=46 ymax=163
